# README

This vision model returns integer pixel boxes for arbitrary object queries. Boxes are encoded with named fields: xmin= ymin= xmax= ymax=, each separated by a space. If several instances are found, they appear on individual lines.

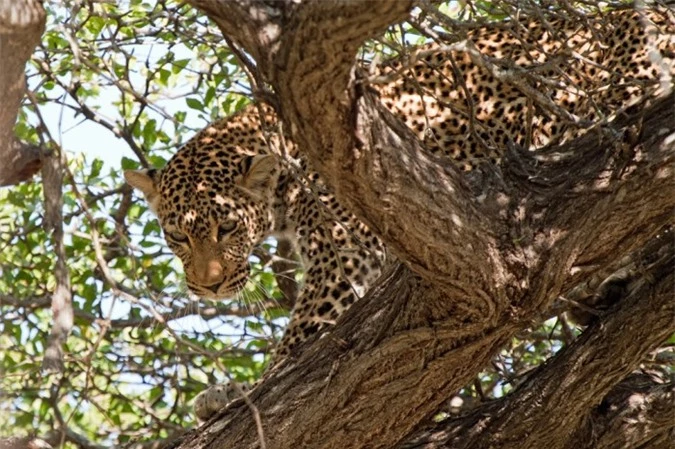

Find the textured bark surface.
xmin=403 ymin=371 xmax=675 ymax=449
xmin=0 ymin=0 xmax=46 ymax=186
xmin=401 ymin=233 xmax=675 ymax=448
xmin=163 ymin=2 xmax=675 ymax=449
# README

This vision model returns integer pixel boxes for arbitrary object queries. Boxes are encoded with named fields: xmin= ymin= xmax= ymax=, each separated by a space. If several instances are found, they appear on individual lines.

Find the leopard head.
xmin=125 ymin=141 xmax=279 ymax=300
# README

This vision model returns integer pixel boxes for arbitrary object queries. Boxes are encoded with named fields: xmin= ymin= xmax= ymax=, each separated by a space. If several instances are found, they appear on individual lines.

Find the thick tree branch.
xmin=504 ymin=93 xmax=675 ymax=294
xmin=184 ymin=0 xmax=281 ymax=78
xmin=273 ymin=2 xmax=493 ymax=284
xmin=187 ymin=1 xmax=414 ymax=82
xmin=568 ymin=373 xmax=674 ymax=449
xmin=402 ymin=374 xmax=674 ymax=449
xmin=399 ymin=233 xmax=674 ymax=448
xmin=0 ymin=0 xmax=46 ymax=186
xmin=169 ymin=261 xmax=517 ymax=449
xmin=280 ymin=66 xmax=675 ymax=300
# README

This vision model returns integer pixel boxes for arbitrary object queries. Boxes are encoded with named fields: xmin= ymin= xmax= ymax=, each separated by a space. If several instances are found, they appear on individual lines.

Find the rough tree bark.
xmin=400 ymin=231 xmax=675 ymax=449
xmin=0 ymin=0 xmax=46 ymax=186
xmin=157 ymin=2 xmax=674 ymax=449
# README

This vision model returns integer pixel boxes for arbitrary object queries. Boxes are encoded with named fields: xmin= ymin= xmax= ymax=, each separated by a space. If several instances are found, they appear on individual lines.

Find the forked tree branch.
xmin=171 ymin=1 xmax=674 ymax=448
xmin=167 ymin=211 xmax=673 ymax=449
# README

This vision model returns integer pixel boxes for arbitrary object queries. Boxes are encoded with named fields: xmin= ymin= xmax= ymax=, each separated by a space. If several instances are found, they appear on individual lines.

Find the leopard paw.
xmin=194 ymin=381 xmax=248 ymax=422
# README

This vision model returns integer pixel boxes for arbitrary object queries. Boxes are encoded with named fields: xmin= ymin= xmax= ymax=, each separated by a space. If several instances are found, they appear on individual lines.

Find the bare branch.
xmin=0 ymin=437 xmax=52 ymax=449
xmin=41 ymin=146 xmax=73 ymax=373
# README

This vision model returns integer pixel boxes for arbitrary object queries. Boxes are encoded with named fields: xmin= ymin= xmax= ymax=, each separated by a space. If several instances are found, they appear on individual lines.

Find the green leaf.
xmin=90 ymin=159 xmax=104 ymax=179
xmin=121 ymin=157 xmax=139 ymax=170
xmin=186 ymin=98 xmax=204 ymax=111
xmin=174 ymin=111 xmax=187 ymax=123
xmin=158 ymin=68 xmax=171 ymax=86
xmin=86 ymin=16 xmax=106 ymax=37
xmin=204 ymin=86 xmax=216 ymax=106
xmin=143 ymin=119 xmax=158 ymax=147
xmin=171 ymin=59 xmax=190 ymax=74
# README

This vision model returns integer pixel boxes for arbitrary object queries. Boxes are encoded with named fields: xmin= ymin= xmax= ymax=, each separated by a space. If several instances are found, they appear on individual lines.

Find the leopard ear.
xmin=239 ymin=155 xmax=279 ymax=195
xmin=124 ymin=169 xmax=161 ymax=213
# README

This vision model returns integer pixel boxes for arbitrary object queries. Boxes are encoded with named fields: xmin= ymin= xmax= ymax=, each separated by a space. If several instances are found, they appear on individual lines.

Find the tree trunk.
xmin=155 ymin=2 xmax=675 ymax=448
xmin=0 ymin=0 xmax=46 ymax=186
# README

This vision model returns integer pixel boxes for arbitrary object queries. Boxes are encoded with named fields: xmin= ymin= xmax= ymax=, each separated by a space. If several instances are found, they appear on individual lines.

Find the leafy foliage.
xmin=1 ymin=1 xmax=279 ymax=446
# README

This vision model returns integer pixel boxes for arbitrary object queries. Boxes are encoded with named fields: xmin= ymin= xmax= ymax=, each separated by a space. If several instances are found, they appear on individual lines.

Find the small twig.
xmin=230 ymin=382 xmax=267 ymax=449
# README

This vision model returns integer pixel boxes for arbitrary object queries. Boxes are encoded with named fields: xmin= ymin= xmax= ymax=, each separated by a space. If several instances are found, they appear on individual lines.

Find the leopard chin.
xmin=188 ymin=275 xmax=248 ymax=301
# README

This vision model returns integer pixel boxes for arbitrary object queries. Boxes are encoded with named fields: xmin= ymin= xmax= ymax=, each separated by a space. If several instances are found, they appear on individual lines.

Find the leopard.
xmin=124 ymin=6 xmax=674 ymax=421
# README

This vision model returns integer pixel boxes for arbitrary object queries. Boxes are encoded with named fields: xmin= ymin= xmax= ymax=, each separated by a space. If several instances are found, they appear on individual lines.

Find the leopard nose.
xmin=196 ymin=259 xmax=224 ymax=285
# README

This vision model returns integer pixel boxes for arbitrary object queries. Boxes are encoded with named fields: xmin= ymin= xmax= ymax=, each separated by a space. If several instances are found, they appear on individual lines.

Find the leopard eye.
xmin=166 ymin=230 xmax=189 ymax=243
xmin=217 ymin=221 xmax=237 ymax=240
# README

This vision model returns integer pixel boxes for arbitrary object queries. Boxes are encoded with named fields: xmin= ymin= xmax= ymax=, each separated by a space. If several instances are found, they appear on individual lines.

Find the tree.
xmin=0 ymin=1 xmax=673 ymax=449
